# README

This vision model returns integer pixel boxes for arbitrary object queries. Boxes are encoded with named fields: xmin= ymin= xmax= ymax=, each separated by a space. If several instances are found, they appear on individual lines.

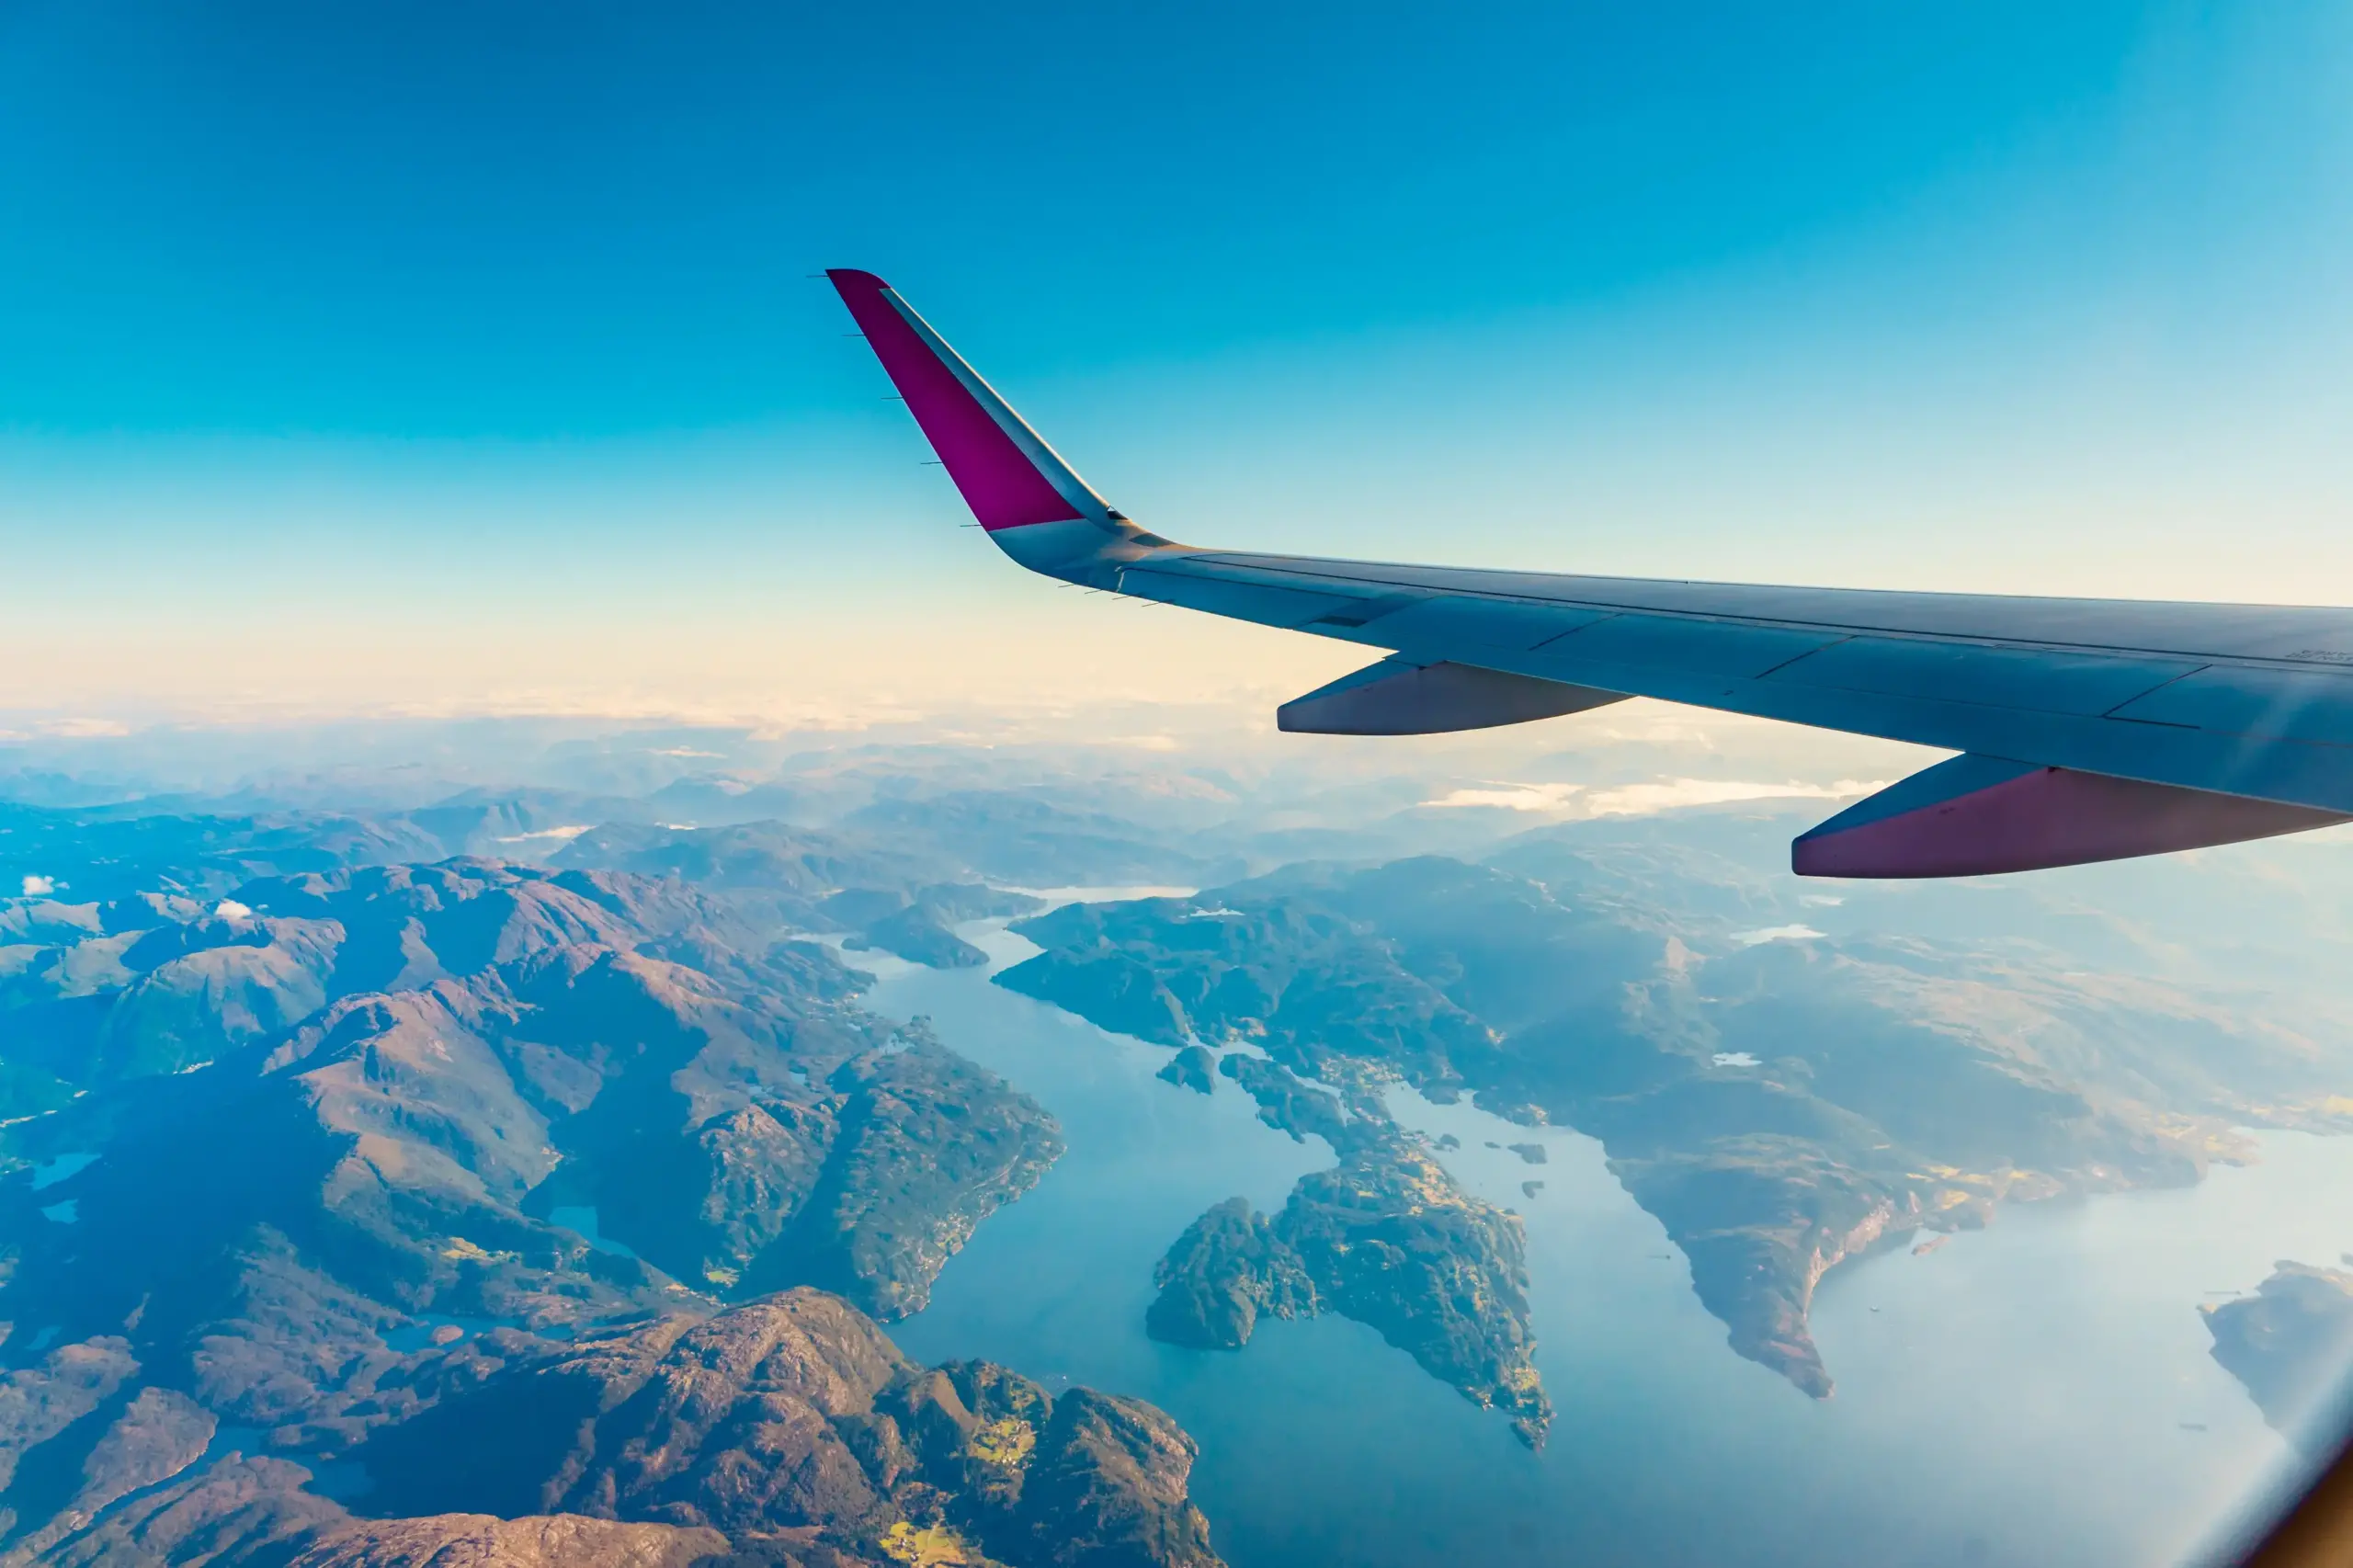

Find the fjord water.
xmin=868 ymin=921 xmax=2353 ymax=1568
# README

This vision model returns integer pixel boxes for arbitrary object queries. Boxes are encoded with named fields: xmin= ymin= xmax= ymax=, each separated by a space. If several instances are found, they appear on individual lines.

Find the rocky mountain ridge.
xmin=1 ymin=1290 xmax=1222 ymax=1567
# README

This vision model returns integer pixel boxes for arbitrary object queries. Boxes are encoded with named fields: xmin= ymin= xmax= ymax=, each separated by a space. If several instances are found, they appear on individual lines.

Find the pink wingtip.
xmin=827 ymin=269 xmax=1084 ymax=532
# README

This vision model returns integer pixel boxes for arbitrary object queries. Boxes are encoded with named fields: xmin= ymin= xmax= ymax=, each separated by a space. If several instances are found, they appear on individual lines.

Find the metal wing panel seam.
xmin=1166 ymin=554 xmax=2353 ymax=668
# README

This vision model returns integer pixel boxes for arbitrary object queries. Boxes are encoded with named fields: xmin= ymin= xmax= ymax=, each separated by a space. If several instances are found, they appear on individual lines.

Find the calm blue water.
xmin=865 ymin=919 xmax=2353 ymax=1568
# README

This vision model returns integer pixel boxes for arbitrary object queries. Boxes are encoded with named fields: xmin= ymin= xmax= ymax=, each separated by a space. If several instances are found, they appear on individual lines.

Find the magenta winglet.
xmin=828 ymin=269 xmax=1083 ymax=531
xmin=1792 ymin=754 xmax=2346 ymax=878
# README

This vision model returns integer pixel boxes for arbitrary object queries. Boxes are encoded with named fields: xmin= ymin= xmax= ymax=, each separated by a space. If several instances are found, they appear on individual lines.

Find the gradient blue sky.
xmin=3 ymin=2 xmax=2348 ymax=722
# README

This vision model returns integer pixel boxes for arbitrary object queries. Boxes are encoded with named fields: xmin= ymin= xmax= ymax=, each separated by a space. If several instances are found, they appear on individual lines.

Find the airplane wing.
xmin=828 ymin=268 xmax=2353 ymax=878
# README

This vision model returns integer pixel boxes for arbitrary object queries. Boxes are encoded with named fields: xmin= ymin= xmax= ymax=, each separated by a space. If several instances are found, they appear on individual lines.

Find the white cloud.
xmin=1419 ymin=776 xmax=1884 ymax=818
xmin=1422 ymin=782 xmax=1586 ymax=812
xmin=1732 ymin=925 xmax=1825 ymax=947
xmin=494 ymin=825 xmax=594 ymax=843
xmin=1712 ymin=1051 xmax=1761 ymax=1067
xmin=213 ymin=899 xmax=254 ymax=921
xmin=19 ymin=874 xmax=56 ymax=897
xmin=1582 ymin=778 xmax=1883 ymax=817
xmin=647 ymin=746 xmax=723 ymax=757
xmin=37 ymin=717 xmax=130 ymax=738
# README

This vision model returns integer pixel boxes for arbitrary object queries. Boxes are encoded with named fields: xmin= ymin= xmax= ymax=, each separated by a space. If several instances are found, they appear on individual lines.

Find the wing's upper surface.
xmin=829 ymin=268 xmax=2353 ymax=875
xmin=1118 ymin=548 xmax=2353 ymax=815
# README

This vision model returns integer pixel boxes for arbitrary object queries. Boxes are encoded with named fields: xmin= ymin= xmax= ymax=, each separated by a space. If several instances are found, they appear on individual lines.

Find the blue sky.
xmin=2 ymin=1 xmax=2348 ymax=722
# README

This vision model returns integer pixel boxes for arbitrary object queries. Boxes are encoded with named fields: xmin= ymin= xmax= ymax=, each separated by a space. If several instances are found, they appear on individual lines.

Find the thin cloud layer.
xmin=1422 ymin=778 xmax=1883 ymax=818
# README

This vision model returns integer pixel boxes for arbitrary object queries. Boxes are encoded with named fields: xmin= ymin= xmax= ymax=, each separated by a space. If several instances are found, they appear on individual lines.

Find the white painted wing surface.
xmin=1116 ymin=550 xmax=2353 ymax=817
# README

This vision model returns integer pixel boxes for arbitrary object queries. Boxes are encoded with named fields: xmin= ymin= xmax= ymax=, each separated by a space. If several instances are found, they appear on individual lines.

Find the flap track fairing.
xmin=1278 ymin=657 xmax=1627 ymax=736
xmin=1793 ymin=754 xmax=2348 ymax=879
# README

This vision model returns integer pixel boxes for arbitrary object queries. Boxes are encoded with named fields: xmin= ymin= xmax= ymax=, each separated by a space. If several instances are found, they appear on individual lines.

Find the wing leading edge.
xmin=828 ymin=269 xmax=2353 ymax=878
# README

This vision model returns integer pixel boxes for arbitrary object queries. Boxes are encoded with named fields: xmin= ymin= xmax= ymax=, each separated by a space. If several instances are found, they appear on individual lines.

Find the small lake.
xmin=867 ymin=919 xmax=2353 ymax=1568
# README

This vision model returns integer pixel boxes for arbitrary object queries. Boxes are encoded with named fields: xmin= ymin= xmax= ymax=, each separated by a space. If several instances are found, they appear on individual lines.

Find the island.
xmin=1155 ymin=1044 xmax=1218 ymax=1096
xmin=1216 ymin=1052 xmax=1353 ymax=1147
xmin=1150 ymin=1133 xmax=1552 ymax=1449
xmin=2206 ymin=1261 xmax=2353 ymax=1453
